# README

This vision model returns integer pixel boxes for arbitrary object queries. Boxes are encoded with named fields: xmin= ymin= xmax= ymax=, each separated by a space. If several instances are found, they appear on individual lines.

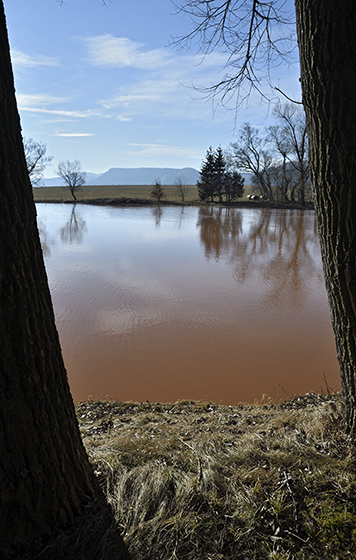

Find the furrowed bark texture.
xmin=0 ymin=3 xmax=100 ymax=558
xmin=295 ymin=0 xmax=356 ymax=432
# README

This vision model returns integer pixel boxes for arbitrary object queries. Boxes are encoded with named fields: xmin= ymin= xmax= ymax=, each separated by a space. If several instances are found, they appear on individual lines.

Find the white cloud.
xmin=127 ymin=143 xmax=202 ymax=160
xmin=84 ymin=35 xmax=171 ymax=69
xmin=116 ymin=115 xmax=132 ymax=122
xmin=11 ymin=49 xmax=60 ymax=68
xmin=53 ymin=132 xmax=94 ymax=137
xmin=16 ymin=92 xmax=130 ymax=124
xmin=84 ymin=35 xmax=233 ymax=121
xmin=103 ymin=78 xmax=176 ymax=109
xmin=19 ymin=106 xmax=103 ymax=119
xmin=16 ymin=93 xmax=67 ymax=107
xmin=101 ymin=75 xmax=224 ymax=122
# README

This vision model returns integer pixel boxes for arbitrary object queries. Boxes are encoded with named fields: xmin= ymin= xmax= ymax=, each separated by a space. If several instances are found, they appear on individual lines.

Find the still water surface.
xmin=36 ymin=203 xmax=340 ymax=404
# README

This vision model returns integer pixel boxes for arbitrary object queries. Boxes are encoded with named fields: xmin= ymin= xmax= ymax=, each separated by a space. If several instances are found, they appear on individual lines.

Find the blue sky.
xmin=5 ymin=0 xmax=300 ymax=176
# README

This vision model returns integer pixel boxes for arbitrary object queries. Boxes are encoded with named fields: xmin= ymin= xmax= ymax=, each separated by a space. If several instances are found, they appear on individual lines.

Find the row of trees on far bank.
xmin=198 ymin=103 xmax=309 ymax=205
xmin=231 ymin=103 xmax=309 ymax=205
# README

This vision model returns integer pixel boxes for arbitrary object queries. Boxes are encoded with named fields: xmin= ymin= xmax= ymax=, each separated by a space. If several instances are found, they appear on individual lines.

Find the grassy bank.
xmin=33 ymin=185 xmax=313 ymax=209
xmin=75 ymin=392 xmax=356 ymax=559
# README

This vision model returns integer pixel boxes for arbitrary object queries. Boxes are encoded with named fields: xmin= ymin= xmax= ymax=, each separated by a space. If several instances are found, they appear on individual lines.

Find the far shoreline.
xmin=33 ymin=184 xmax=314 ymax=211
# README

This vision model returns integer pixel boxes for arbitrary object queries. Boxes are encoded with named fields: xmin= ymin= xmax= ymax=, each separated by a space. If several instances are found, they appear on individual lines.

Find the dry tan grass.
xmin=76 ymin=393 xmax=356 ymax=559
xmin=33 ymin=184 xmax=200 ymax=204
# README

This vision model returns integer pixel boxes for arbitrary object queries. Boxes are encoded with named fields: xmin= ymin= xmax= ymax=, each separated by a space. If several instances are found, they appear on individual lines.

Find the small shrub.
xmin=150 ymin=180 xmax=166 ymax=202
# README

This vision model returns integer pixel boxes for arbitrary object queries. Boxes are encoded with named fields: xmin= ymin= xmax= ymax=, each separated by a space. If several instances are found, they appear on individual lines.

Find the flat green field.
xmin=33 ymin=184 xmax=201 ymax=203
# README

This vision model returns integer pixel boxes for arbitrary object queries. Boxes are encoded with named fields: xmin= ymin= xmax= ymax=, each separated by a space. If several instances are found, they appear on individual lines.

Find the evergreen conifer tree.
xmin=150 ymin=180 xmax=166 ymax=202
xmin=224 ymin=171 xmax=245 ymax=202
xmin=214 ymin=146 xmax=226 ymax=203
xmin=197 ymin=146 xmax=217 ymax=202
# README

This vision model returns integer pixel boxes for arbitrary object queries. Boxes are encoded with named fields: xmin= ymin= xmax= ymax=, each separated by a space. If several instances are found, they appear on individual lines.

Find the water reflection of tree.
xmin=59 ymin=206 xmax=87 ymax=243
xmin=152 ymin=205 xmax=163 ymax=227
xmin=177 ymin=207 xmax=186 ymax=230
xmin=197 ymin=206 xmax=243 ymax=260
xmin=197 ymin=207 xmax=323 ymax=311
xmin=37 ymin=218 xmax=55 ymax=256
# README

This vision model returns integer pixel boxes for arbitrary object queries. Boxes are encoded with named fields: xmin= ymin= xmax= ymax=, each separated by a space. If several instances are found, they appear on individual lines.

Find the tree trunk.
xmin=295 ymin=0 xmax=356 ymax=433
xmin=0 ymin=4 xmax=125 ymax=558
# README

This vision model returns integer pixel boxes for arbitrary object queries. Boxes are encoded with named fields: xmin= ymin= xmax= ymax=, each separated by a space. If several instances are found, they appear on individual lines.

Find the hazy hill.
xmin=40 ymin=167 xmax=200 ymax=187
xmin=86 ymin=167 xmax=200 ymax=186
xmin=40 ymin=172 xmax=100 ymax=187
xmin=39 ymin=167 xmax=255 ymax=187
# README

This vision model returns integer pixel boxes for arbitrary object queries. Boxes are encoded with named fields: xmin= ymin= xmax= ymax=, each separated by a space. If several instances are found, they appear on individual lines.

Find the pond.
xmin=36 ymin=203 xmax=340 ymax=404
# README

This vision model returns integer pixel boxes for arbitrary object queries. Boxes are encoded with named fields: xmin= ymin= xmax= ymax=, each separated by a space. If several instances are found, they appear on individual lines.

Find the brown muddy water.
xmin=36 ymin=203 xmax=340 ymax=405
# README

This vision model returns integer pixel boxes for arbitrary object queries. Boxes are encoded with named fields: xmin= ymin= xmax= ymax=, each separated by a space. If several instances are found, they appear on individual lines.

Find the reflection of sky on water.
xmin=36 ymin=203 xmax=325 ymax=325
xmin=35 ymin=203 xmax=339 ymax=404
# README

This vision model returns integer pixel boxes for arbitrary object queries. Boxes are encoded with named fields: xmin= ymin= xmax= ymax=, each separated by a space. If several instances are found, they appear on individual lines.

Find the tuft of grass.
xmin=75 ymin=392 xmax=356 ymax=559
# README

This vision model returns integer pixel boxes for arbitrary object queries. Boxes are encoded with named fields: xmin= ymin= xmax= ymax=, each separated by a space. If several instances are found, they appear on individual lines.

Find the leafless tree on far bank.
xmin=56 ymin=159 xmax=86 ymax=201
xmin=175 ymin=176 xmax=189 ymax=201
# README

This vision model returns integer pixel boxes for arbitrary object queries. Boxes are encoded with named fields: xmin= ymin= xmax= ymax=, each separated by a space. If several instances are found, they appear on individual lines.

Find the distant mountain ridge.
xmin=87 ymin=167 xmax=200 ymax=186
xmin=40 ymin=167 xmax=200 ymax=187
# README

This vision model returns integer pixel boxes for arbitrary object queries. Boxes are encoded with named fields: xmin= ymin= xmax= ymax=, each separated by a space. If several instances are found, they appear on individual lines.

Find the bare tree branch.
xmin=171 ymin=0 xmax=298 ymax=108
xmin=274 ymin=86 xmax=303 ymax=104
xmin=24 ymin=138 xmax=53 ymax=185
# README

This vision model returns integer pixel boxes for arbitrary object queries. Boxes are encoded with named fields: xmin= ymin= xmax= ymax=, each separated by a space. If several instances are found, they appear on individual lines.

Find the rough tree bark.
xmin=295 ymin=0 xmax=356 ymax=433
xmin=0 ymin=4 xmax=128 ymax=558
